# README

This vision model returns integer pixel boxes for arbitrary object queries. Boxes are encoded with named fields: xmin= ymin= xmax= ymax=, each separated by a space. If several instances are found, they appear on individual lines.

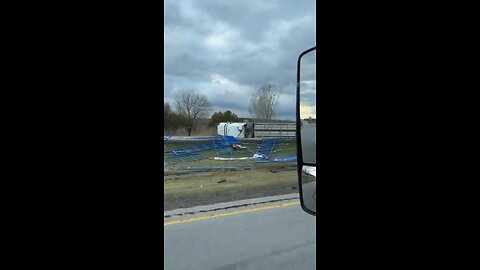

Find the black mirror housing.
xmin=296 ymin=47 xmax=316 ymax=216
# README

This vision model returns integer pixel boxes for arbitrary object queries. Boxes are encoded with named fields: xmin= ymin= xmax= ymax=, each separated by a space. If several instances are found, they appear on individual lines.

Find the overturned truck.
xmin=217 ymin=121 xmax=295 ymax=139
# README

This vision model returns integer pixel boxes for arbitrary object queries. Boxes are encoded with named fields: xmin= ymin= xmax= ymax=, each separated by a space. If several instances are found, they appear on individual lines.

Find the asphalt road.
xmin=164 ymin=200 xmax=316 ymax=270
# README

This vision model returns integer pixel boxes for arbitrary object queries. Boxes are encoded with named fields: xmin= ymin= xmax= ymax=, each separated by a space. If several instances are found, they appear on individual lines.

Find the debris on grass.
xmin=270 ymin=167 xmax=297 ymax=173
xmin=213 ymin=157 xmax=253 ymax=161
xmin=176 ymin=166 xmax=254 ymax=171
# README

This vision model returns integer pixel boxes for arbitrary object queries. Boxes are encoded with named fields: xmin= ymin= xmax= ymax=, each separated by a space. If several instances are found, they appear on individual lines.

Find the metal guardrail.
xmin=254 ymin=122 xmax=296 ymax=138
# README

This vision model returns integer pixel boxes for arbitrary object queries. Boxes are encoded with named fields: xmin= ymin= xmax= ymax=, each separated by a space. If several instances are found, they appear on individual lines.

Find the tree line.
xmin=164 ymin=84 xmax=281 ymax=134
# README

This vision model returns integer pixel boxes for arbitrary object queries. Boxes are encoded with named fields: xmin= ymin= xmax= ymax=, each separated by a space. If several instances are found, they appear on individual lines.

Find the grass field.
xmin=164 ymin=141 xmax=298 ymax=210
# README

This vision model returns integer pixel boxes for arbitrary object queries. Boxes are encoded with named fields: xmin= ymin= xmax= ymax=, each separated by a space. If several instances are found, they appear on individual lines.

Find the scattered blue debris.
xmin=271 ymin=156 xmax=297 ymax=162
xmin=256 ymin=139 xmax=276 ymax=158
xmin=264 ymin=137 xmax=296 ymax=142
xmin=254 ymin=137 xmax=295 ymax=159
xmin=183 ymin=135 xmax=225 ymax=140
xmin=253 ymin=155 xmax=297 ymax=163
xmin=164 ymin=135 xmax=249 ymax=165
xmin=176 ymin=166 xmax=254 ymax=171
xmin=164 ymin=136 xmax=296 ymax=166
xmin=222 ymin=135 xmax=241 ymax=145
xmin=164 ymin=152 xmax=209 ymax=165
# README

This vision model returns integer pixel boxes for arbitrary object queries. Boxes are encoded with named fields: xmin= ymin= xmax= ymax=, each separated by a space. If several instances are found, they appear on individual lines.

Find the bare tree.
xmin=248 ymin=84 xmax=281 ymax=120
xmin=175 ymin=89 xmax=212 ymax=124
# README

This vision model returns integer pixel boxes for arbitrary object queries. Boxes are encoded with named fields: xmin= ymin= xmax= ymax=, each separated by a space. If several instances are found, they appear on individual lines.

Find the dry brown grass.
xmin=164 ymin=158 xmax=298 ymax=210
xmin=164 ymin=126 xmax=216 ymax=136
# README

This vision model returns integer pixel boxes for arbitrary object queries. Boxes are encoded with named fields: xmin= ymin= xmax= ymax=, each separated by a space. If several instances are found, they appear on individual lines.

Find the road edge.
xmin=164 ymin=193 xmax=299 ymax=220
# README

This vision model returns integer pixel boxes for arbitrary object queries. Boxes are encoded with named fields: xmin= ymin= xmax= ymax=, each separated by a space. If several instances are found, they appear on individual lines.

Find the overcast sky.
xmin=164 ymin=0 xmax=316 ymax=120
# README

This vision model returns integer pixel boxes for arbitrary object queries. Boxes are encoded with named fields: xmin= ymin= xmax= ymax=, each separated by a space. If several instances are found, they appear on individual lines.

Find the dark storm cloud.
xmin=164 ymin=0 xmax=316 ymax=120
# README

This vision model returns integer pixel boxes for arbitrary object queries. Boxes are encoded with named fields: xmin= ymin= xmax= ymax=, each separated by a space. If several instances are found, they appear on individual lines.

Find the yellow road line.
xmin=164 ymin=201 xmax=300 ymax=226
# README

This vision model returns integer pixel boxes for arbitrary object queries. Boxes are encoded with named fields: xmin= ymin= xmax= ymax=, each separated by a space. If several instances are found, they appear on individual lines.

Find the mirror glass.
xmin=299 ymin=50 xmax=316 ymax=164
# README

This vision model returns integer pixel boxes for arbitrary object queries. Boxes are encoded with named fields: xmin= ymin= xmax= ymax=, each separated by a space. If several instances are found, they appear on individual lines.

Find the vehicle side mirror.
xmin=296 ymin=47 xmax=316 ymax=216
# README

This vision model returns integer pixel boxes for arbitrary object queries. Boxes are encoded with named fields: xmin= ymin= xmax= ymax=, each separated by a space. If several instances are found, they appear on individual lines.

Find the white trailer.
xmin=217 ymin=121 xmax=295 ymax=138
xmin=217 ymin=122 xmax=247 ymax=138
